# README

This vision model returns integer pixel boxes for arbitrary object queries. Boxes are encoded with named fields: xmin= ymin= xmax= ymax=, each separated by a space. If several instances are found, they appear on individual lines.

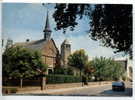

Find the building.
xmin=126 ymin=57 xmax=133 ymax=81
xmin=14 ymin=12 xmax=71 ymax=74
xmin=61 ymin=39 xmax=71 ymax=67
xmin=115 ymin=58 xmax=133 ymax=81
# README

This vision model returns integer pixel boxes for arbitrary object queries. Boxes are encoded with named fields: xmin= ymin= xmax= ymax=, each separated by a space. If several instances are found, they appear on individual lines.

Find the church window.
xmin=66 ymin=45 xmax=70 ymax=48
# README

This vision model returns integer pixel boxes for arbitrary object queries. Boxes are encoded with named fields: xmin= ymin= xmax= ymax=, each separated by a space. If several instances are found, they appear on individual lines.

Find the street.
xmin=47 ymin=82 xmax=132 ymax=96
xmin=13 ymin=81 xmax=132 ymax=97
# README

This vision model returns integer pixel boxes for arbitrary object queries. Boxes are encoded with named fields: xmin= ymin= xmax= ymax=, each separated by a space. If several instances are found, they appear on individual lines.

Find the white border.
xmin=0 ymin=0 xmax=135 ymax=100
xmin=2 ymin=0 xmax=135 ymax=4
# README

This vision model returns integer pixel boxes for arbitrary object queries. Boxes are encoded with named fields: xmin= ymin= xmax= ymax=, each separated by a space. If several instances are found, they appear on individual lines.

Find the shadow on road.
xmin=100 ymin=88 xmax=133 ymax=97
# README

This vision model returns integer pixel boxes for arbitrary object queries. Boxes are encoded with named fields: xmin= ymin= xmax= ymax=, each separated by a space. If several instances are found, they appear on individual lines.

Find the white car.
xmin=112 ymin=81 xmax=125 ymax=91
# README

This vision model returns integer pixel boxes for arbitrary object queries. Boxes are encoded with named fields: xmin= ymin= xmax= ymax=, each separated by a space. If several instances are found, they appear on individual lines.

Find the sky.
xmin=2 ymin=3 xmax=126 ymax=60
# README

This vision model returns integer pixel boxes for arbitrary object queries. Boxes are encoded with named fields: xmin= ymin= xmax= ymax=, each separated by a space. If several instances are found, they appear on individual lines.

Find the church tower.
xmin=61 ymin=39 xmax=71 ymax=67
xmin=43 ymin=11 xmax=52 ymax=40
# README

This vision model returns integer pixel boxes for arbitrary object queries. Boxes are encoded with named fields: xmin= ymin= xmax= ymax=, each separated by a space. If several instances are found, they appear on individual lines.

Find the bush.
xmin=46 ymin=74 xmax=81 ymax=84
xmin=53 ymin=67 xmax=74 ymax=75
xmin=2 ymin=88 xmax=18 ymax=94
xmin=67 ymin=67 xmax=74 ymax=75
xmin=122 ymin=75 xmax=127 ymax=81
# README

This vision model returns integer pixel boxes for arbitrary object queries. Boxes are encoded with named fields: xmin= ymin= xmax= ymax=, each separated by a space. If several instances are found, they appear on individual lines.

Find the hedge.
xmin=46 ymin=74 xmax=82 ymax=84
xmin=3 ymin=75 xmax=82 ymax=86
xmin=3 ymin=87 xmax=18 ymax=94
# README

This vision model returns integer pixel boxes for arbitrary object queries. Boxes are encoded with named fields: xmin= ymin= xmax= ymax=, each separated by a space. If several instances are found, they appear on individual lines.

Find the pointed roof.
xmin=44 ymin=11 xmax=51 ymax=32
xmin=62 ymin=39 xmax=71 ymax=45
xmin=64 ymin=39 xmax=70 ymax=44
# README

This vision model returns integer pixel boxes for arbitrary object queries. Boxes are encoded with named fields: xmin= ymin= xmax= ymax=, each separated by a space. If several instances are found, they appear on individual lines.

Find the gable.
xmin=42 ymin=39 xmax=59 ymax=57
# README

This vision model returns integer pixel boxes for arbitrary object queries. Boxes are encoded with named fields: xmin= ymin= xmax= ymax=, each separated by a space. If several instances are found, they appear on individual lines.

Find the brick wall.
xmin=41 ymin=39 xmax=59 ymax=68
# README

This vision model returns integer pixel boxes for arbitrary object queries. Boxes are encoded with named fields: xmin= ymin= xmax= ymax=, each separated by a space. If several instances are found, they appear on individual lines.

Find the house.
xmin=115 ymin=58 xmax=133 ymax=81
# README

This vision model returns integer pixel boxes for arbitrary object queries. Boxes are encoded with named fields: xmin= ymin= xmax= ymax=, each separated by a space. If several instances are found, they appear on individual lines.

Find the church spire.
xmin=43 ymin=10 xmax=52 ymax=40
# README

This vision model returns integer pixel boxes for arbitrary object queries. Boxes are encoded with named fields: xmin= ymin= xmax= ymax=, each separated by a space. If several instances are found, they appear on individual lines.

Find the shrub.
xmin=53 ymin=67 xmax=74 ymax=75
xmin=122 ymin=75 xmax=127 ymax=81
xmin=2 ymin=88 xmax=18 ymax=94
xmin=46 ymin=74 xmax=81 ymax=84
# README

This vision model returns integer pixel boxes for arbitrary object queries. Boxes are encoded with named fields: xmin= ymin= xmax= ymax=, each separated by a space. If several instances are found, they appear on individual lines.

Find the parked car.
xmin=112 ymin=81 xmax=125 ymax=91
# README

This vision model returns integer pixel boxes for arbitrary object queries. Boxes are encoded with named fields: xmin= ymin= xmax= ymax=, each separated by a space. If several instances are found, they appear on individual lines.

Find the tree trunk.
xmin=80 ymin=69 xmax=82 ymax=77
xmin=41 ymin=76 xmax=46 ymax=90
xmin=20 ymin=78 xmax=23 ymax=88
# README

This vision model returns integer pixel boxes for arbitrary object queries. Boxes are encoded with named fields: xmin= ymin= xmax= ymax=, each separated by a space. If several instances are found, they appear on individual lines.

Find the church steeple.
xmin=43 ymin=11 xmax=52 ymax=40
xmin=61 ymin=39 xmax=71 ymax=67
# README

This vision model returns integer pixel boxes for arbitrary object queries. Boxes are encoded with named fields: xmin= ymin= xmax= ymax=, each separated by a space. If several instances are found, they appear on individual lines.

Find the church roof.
xmin=14 ymin=39 xmax=47 ymax=51
xmin=14 ymin=38 xmax=59 ymax=53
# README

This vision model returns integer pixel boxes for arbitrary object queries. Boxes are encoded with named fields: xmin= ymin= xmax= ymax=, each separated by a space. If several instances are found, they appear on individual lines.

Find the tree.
xmin=68 ymin=49 xmax=88 ymax=76
xmin=90 ymin=5 xmax=132 ymax=54
xmin=90 ymin=57 xmax=125 ymax=81
xmin=2 ymin=46 xmax=47 ymax=88
xmin=84 ymin=61 xmax=95 ymax=78
xmin=53 ymin=4 xmax=132 ymax=55
xmin=90 ymin=57 xmax=105 ymax=81
xmin=53 ymin=4 xmax=91 ymax=33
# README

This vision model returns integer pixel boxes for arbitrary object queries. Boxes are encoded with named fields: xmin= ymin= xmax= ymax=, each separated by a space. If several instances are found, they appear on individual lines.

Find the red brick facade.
xmin=41 ymin=39 xmax=60 ymax=74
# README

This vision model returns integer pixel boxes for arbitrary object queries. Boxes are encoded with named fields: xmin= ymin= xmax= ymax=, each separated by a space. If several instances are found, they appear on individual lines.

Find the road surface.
xmin=13 ymin=81 xmax=132 ymax=96
xmin=47 ymin=81 xmax=132 ymax=96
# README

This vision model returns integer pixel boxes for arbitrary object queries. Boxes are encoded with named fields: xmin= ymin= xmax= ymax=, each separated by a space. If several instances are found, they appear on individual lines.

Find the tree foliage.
xmin=90 ymin=57 xmax=125 ymax=81
xmin=84 ymin=61 xmax=95 ymax=76
xmin=53 ymin=4 xmax=91 ymax=32
xmin=68 ymin=49 xmax=88 ymax=75
xmin=53 ymin=4 xmax=132 ymax=54
xmin=2 ymin=46 xmax=48 ymax=79
xmin=90 ymin=5 xmax=132 ymax=53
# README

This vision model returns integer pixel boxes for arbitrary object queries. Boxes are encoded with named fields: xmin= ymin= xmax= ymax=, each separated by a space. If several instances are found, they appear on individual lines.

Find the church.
xmin=14 ymin=12 xmax=71 ymax=74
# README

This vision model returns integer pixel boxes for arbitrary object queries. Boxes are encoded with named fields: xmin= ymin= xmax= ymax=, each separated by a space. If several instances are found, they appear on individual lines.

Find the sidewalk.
xmin=16 ymin=83 xmax=112 ymax=95
xmin=3 ymin=81 xmax=113 ymax=95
